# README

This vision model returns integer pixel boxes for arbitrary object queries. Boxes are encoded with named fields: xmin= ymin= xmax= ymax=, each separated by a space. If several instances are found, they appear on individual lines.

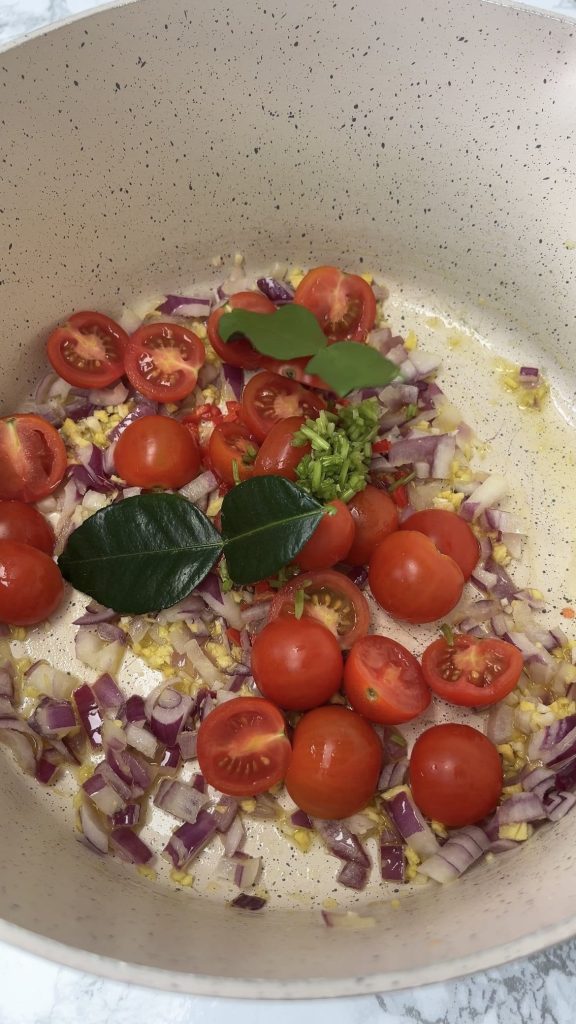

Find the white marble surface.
xmin=2 ymin=0 xmax=576 ymax=1020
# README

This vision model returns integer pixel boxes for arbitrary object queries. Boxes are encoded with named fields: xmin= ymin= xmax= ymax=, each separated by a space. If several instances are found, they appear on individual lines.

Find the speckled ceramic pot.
xmin=0 ymin=0 xmax=575 ymax=998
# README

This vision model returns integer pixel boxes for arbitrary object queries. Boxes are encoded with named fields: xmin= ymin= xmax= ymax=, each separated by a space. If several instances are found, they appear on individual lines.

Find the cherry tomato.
xmin=285 ymin=705 xmax=382 ymax=818
xmin=114 ymin=415 xmax=201 ymax=489
xmin=196 ymin=697 xmax=291 ymax=797
xmin=345 ymin=485 xmax=399 ymax=566
xmin=295 ymin=500 xmax=355 ymax=571
xmin=241 ymin=371 xmax=326 ymax=441
xmin=401 ymin=509 xmax=479 ymax=580
xmin=251 ymin=617 xmax=343 ymax=711
xmin=410 ymin=724 xmax=503 ymax=827
xmin=294 ymin=266 xmax=376 ymax=341
xmin=209 ymin=421 xmax=259 ymax=485
xmin=124 ymin=323 xmax=205 ymax=402
xmin=343 ymin=635 xmax=431 ymax=725
xmin=46 ymin=311 xmax=128 ymax=389
xmin=421 ymin=633 xmax=524 ymax=708
xmin=253 ymin=415 xmax=308 ymax=481
xmin=0 ymin=414 xmax=67 ymax=503
xmin=369 ymin=531 xmax=464 ymax=623
xmin=0 ymin=540 xmax=64 ymax=626
xmin=270 ymin=569 xmax=370 ymax=649
xmin=0 ymin=500 xmax=55 ymax=554
xmin=259 ymin=354 xmax=331 ymax=392
xmin=207 ymin=292 xmax=275 ymax=370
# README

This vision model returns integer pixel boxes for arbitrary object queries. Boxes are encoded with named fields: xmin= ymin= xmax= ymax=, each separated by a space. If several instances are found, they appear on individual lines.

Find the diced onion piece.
xmin=154 ymin=778 xmax=206 ymax=823
xmin=387 ymin=790 xmax=440 ymax=860
xmin=217 ymin=852 xmax=262 ymax=889
xmin=230 ymin=893 xmax=267 ymax=911
xmin=73 ymin=684 xmax=103 ymax=747
xmin=461 ymin=475 xmax=508 ymax=521
xmin=75 ymin=629 xmax=125 ymax=674
xmin=125 ymin=722 xmax=158 ymax=759
xmin=417 ymin=826 xmax=490 ymax=883
xmin=313 ymin=819 xmax=370 ymax=867
xmin=162 ymin=809 xmax=217 ymax=868
xmin=79 ymin=799 xmax=110 ymax=854
xmin=336 ymin=860 xmax=370 ymax=890
xmin=110 ymin=827 xmax=154 ymax=865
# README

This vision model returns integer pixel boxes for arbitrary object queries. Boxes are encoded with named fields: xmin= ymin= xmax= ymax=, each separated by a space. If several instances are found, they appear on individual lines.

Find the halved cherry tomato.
xmin=345 ymin=485 xmax=399 ymax=566
xmin=421 ymin=633 xmax=523 ymax=708
xmin=0 ymin=414 xmax=67 ymax=503
xmin=196 ymin=696 xmax=291 ymax=797
xmin=369 ymin=531 xmax=465 ymax=623
xmin=0 ymin=540 xmax=64 ymax=626
xmin=285 ymin=705 xmax=382 ymax=818
xmin=241 ymin=371 xmax=326 ymax=441
xmin=410 ymin=724 xmax=503 ymax=827
xmin=0 ymin=500 xmax=55 ymax=554
xmin=207 ymin=292 xmax=275 ymax=370
xmin=124 ymin=323 xmax=205 ymax=402
xmin=401 ymin=509 xmax=479 ymax=580
xmin=295 ymin=500 xmax=355 ymax=571
xmin=294 ymin=266 xmax=376 ymax=341
xmin=253 ymin=415 xmax=308 ymax=481
xmin=270 ymin=568 xmax=370 ymax=648
xmin=251 ymin=617 xmax=343 ymax=711
xmin=114 ymin=415 xmax=201 ymax=489
xmin=46 ymin=311 xmax=128 ymax=389
xmin=259 ymin=354 xmax=331 ymax=392
xmin=344 ymin=635 xmax=431 ymax=724
xmin=209 ymin=421 xmax=259 ymax=485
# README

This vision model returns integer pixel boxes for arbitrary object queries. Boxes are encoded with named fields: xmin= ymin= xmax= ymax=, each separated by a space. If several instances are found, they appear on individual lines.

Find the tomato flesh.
xmin=251 ymin=617 xmax=343 ymax=711
xmin=0 ymin=414 xmax=67 ymax=503
xmin=196 ymin=697 xmax=291 ymax=796
xmin=410 ymin=724 xmax=503 ymax=827
xmin=369 ymin=530 xmax=465 ymax=623
xmin=344 ymin=634 xmax=431 ymax=724
xmin=125 ymin=323 xmax=205 ymax=402
xmin=294 ymin=266 xmax=376 ymax=341
xmin=345 ymin=485 xmax=399 ymax=565
xmin=46 ymin=311 xmax=128 ymax=389
xmin=209 ymin=421 xmax=260 ymax=485
xmin=253 ymin=415 xmax=308 ymax=481
xmin=401 ymin=509 xmax=480 ymax=580
xmin=285 ymin=705 xmax=382 ymax=819
xmin=421 ymin=634 xmax=524 ymax=707
xmin=114 ymin=415 xmax=201 ymax=489
xmin=270 ymin=568 xmax=370 ymax=649
xmin=241 ymin=371 xmax=325 ymax=441
xmin=295 ymin=500 xmax=355 ymax=571
xmin=0 ymin=540 xmax=64 ymax=626
xmin=0 ymin=500 xmax=55 ymax=554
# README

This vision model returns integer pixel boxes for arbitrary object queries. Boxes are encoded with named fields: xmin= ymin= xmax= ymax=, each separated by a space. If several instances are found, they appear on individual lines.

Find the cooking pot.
xmin=0 ymin=0 xmax=575 ymax=997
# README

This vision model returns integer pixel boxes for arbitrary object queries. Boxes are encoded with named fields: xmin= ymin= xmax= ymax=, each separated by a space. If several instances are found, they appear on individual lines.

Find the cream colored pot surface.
xmin=0 ymin=0 xmax=575 ymax=998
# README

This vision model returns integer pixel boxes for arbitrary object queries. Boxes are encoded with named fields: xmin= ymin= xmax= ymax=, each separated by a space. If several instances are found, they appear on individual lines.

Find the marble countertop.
xmin=1 ymin=0 xmax=576 ymax=1021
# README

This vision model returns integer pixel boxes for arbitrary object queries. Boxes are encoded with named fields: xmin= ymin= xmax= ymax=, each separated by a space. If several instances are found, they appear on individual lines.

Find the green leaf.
xmin=218 ymin=304 xmax=327 ymax=359
xmin=305 ymin=341 xmax=401 ymax=397
xmin=58 ymin=493 xmax=222 ymax=614
xmin=221 ymin=476 xmax=324 ymax=584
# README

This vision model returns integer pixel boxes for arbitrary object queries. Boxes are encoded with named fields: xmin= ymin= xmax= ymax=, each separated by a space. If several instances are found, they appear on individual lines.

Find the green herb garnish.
xmin=293 ymin=398 xmax=380 ymax=502
xmin=440 ymin=623 xmax=455 ymax=646
xmin=294 ymin=588 xmax=305 ymax=620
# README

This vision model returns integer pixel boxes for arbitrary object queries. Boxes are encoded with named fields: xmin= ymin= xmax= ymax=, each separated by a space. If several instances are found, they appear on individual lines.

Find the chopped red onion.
xmin=28 ymin=697 xmax=77 ymax=738
xmin=154 ymin=778 xmax=207 ymax=822
xmin=256 ymin=277 xmax=294 ymax=303
xmin=387 ymin=433 xmax=445 ymax=469
xmin=483 ymin=508 xmax=526 ymax=534
xmin=217 ymin=852 xmax=262 ymax=889
xmin=88 ymin=381 xmax=129 ymax=406
xmin=147 ymin=687 xmax=193 ymax=746
xmin=156 ymin=294 xmax=212 ymax=317
xmin=108 ymin=400 xmax=157 ymax=442
xmin=107 ymin=748 xmax=155 ymax=796
xmin=177 ymin=730 xmax=197 ymax=761
xmin=497 ymin=792 xmax=546 ymax=825
xmin=79 ymin=800 xmax=110 ymax=854
xmin=418 ymin=826 xmax=490 ymax=883
xmin=212 ymin=795 xmax=238 ymax=833
xmin=248 ymin=793 xmax=280 ymax=820
xmin=162 ymin=809 xmax=218 ymax=868
xmin=240 ymin=601 xmax=272 ymax=627
xmin=547 ymin=792 xmax=576 ymax=821
xmin=336 ymin=860 xmax=370 ymax=890
xmin=124 ymin=694 xmax=147 ymax=724
xmin=222 ymin=363 xmax=245 ymax=400
xmin=159 ymin=745 xmax=182 ymax=772
xmin=378 ymin=758 xmax=408 ymax=791
xmin=461 ymin=475 xmax=508 ymax=521
xmin=290 ymin=809 xmax=313 ymax=829
xmin=0 ymin=662 xmax=15 ymax=701
xmin=178 ymin=469 xmax=218 ymax=505
xmin=0 ymin=730 xmax=37 ymax=774
xmin=83 ymin=773 xmax=126 ymax=816
xmin=486 ymin=703 xmax=515 ymax=745
xmin=110 ymin=827 xmax=154 ymax=865
xmin=35 ymin=754 xmax=61 ymax=785
xmin=125 ymin=722 xmax=158 ymax=759
xmin=75 ymin=628 xmax=125 ymax=674
xmin=95 ymin=622 xmax=128 ymax=645
xmin=223 ymin=815 xmax=246 ymax=856
xmin=190 ymin=773 xmax=207 ymax=793
xmin=92 ymin=673 xmax=125 ymax=714
xmin=388 ymin=791 xmax=440 ymax=859
xmin=313 ymin=819 xmax=370 ymax=867
xmin=528 ymin=716 xmax=576 ymax=767
xmin=230 ymin=894 xmax=267 ymax=911
xmin=73 ymin=684 xmax=103 ymax=747
xmin=379 ymin=838 xmax=405 ymax=882
xmin=431 ymin=435 xmax=456 ymax=479
xmin=406 ymin=350 xmax=441 ymax=378
xmin=101 ymin=719 xmax=128 ymax=754
xmin=74 ymin=602 xmax=120 ymax=626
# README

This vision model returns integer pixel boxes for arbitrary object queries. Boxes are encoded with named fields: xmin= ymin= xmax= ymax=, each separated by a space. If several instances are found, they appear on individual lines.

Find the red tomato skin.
xmin=114 ymin=416 xmax=201 ymax=489
xmin=0 ymin=500 xmax=55 ymax=555
xmin=208 ymin=421 xmax=259 ymax=486
xmin=295 ymin=500 xmax=355 ymax=571
xmin=269 ymin=569 xmax=370 ymax=649
xmin=285 ymin=705 xmax=382 ymax=819
xmin=207 ymin=292 xmax=275 ymax=370
xmin=346 ymin=485 xmax=399 ymax=565
xmin=410 ymin=724 xmax=503 ymax=827
xmin=124 ymin=323 xmax=205 ymax=402
xmin=253 ymin=415 xmax=308 ymax=481
xmin=421 ymin=634 xmax=524 ymax=708
xmin=241 ymin=371 xmax=325 ymax=441
xmin=294 ymin=266 xmax=376 ymax=341
xmin=401 ymin=509 xmax=480 ymax=580
xmin=343 ymin=634 xmax=431 ymax=724
xmin=196 ymin=697 xmax=291 ymax=797
xmin=46 ymin=311 xmax=128 ymax=389
xmin=369 ymin=530 xmax=465 ymax=624
xmin=0 ymin=540 xmax=64 ymax=625
xmin=251 ymin=617 xmax=343 ymax=711
xmin=0 ymin=414 xmax=67 ymax=503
